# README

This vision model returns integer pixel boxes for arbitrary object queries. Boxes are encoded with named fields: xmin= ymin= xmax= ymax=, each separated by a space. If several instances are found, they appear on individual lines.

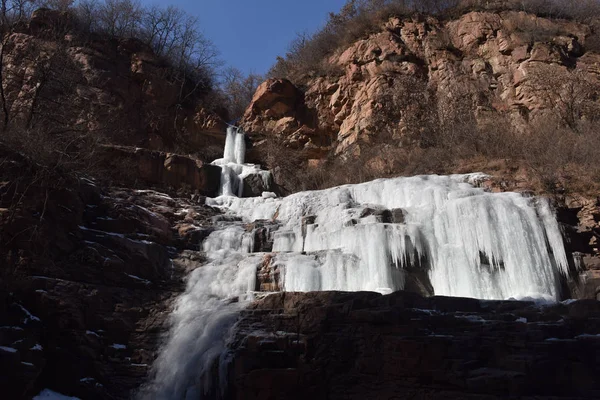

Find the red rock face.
xmin=242 ymin=11 xmax=597 ymax=157
xmin=241 ymin=78 xmax=334 ymax=159
xmin=244 ymin=79 xmax=301 ymax=120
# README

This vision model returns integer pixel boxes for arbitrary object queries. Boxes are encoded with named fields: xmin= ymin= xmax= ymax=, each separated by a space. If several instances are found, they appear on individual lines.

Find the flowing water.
xmin=142 ymin=128 xmax=570 ymax=399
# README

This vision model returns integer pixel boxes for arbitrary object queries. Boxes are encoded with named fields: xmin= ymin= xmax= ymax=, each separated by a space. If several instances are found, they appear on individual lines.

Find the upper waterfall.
xmin=223 ymin=126 xmax=246 ymax=164
xmin=211 ymin=126 xmax=272 ymax=197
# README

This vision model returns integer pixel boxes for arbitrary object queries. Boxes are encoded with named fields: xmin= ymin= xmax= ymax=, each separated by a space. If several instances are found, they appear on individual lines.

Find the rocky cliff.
xmin=0 ymin=11 xmax=274 ymax=397
xmin=0 ymin=143 xmax=223 ymax=398
xmin=243 ymin=10 xmax=599 ymax=158
xmin=3 ymin=9 xmax=226 ymax=152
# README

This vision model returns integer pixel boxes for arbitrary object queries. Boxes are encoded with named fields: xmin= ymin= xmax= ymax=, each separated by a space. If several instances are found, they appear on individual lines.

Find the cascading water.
xmin=142 ymin=138 xmax=571 ymax=399
xmin=140 ymin=226 xmax=260 ymax=399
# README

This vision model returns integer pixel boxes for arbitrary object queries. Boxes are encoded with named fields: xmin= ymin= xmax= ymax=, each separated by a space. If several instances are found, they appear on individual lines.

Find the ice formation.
xmin=145 ymin=135 xmax=571 ymax=399
xmin=208 ymin=173 xmax=569 ymax=301
xmin=211 ymin=127 xmax=272 ymax=196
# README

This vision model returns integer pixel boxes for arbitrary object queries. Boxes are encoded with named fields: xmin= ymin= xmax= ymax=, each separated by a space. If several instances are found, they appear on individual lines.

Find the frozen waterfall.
xmin=208 ymin=173 xmax=569 ymax=301
xmin=211 ymin=126 xmax=271 ymax=197
xmin=143 ymin=173 xmax=571 ymax=399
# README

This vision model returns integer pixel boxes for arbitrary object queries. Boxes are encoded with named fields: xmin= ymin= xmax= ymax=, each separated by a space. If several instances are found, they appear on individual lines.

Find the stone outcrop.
xmin=241 ymin=172 xmax=275 ymax=198
xmin=241 ymin=78 xmax=333 ymax=159
xmin=242 ymin=10 xmax=598 ymax=156
xmin=244 ymin=79 xmax=302 ymax=121
xmin=226 ymin=291 xmax=600 ymax=400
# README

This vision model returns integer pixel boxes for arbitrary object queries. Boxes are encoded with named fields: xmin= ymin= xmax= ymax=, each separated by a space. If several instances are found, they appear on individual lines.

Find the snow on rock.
xmin=0 ymin=346 xmax=18 ymax=353
xmin=33 ymin=389 xmax=80 ymax=400
xmin=16 ymin=304 xmax=41 ymax=323
xmin=124 ymin=273 xmax=151 ymax=285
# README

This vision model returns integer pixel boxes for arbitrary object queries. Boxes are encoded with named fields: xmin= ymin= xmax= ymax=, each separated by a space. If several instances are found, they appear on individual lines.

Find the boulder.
xmin=242 ymin=172 xmax=274 ymax=198
xmin=244 ymin=79 xmax=301 ymax=120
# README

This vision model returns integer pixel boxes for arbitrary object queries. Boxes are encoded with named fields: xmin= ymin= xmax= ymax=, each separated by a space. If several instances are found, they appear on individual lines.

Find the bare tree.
xmin=0 ymin=0 xmax=38 ymax=27
xmin=36 ymin=0 xmax=74 ymax=11
xmin=141 ymin=5 xmax=184 ymax=57
xmin=97 ymin=0 xmax=142 ymax=38
xmin=74 ymin=0 xmax=98 ymax=33
xmin=221 ymin=67 xmax=263 ymax=121
xmin=0 ymin=34 xmax=10 ymax=130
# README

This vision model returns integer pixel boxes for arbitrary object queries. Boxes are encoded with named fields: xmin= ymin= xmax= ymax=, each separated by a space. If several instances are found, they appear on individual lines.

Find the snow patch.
xmin=17 ymin=304 xmax=41 ymax=323
xmin=0 ymin=346 xmax=17 ymax=353
xmin=125 ymin=274 xmax=151 ymax=285
xmin=1 ymin=326 xmax=24 ymax=331
xmin=575 ymin=334 xmax=600 ymax=339
xmin=33 ymin=389 xmax=80 ymax=400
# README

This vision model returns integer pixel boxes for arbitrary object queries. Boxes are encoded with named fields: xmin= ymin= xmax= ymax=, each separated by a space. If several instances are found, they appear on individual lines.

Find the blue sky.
xmin=140 ymin=0 xmax=347 ymax=76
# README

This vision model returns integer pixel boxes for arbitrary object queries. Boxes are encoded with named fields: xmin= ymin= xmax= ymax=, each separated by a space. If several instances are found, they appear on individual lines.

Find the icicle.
xmin=146 ymin=172 xmax=573 ymax=399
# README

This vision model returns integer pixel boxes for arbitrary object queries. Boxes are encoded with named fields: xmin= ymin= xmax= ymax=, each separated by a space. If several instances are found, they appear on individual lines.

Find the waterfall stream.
xmin=142 ymin=131 xmax=571 ymax=399
xmin=211 ymin=127 xmax=271 ymax=197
